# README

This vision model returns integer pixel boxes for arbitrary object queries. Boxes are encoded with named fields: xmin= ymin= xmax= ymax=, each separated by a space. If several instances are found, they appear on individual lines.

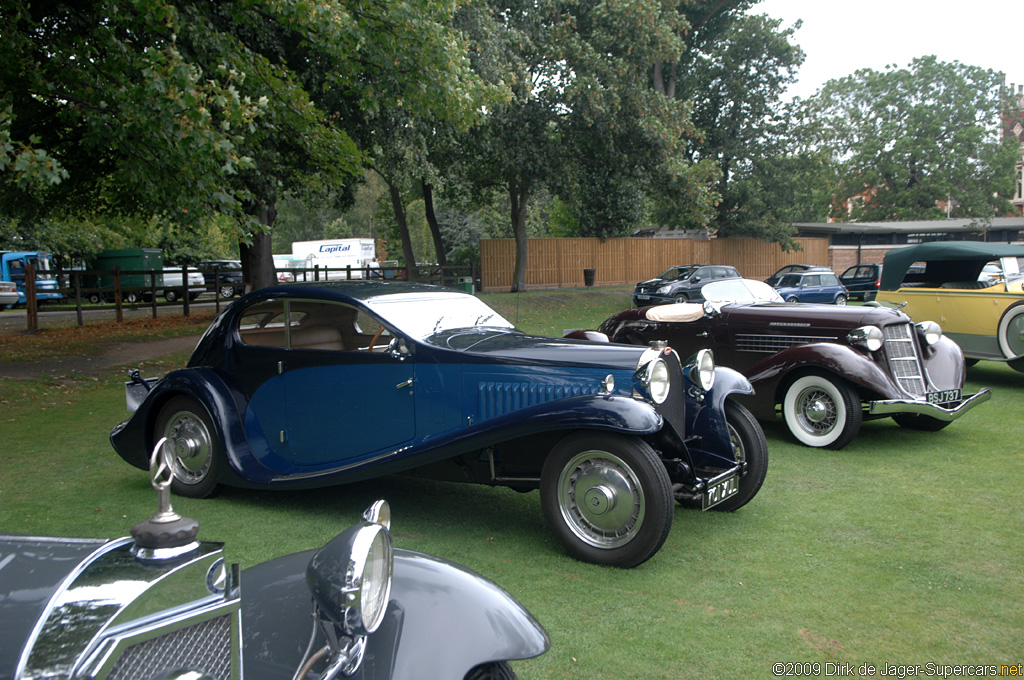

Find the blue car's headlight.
xmin=690 ymin=349 xmax=715 ymax=392
xmin=636 ymin=347 xmax=671 ymax=404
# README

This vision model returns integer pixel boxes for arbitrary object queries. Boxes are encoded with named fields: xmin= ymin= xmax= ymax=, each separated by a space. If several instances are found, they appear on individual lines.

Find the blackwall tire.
xmin=464 ymin=661 xmax=517 ymax=680
xmin=835 ymin=294 xmax=847 ymax=305
xmin=709 ymin=400 xmax=769 ymax=512
xmin=154 ymin=395 xmax=221 ymax=498
xmin=164 ymin=290 xmax=178 ymax=303
xmin=219 ymin=286 xmax=235 ymax=299
xmin=782 ymin=373 xmax=862 ymax=450
xmin=541 ymin=432 xmax=673 ymax=568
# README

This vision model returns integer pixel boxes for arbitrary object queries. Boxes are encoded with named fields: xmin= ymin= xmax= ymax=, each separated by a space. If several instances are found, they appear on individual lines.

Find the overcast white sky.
xmin=749 ymin=0 xmax=1023 ymax=100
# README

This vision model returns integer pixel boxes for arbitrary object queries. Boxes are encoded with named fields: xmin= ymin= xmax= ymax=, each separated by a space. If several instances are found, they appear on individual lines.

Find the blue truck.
xmin=0 ymin=250 xmax=63 ymax=305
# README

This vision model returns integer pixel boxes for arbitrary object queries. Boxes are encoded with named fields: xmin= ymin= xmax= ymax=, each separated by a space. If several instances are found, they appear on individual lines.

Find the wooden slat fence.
xmin=480 ymin=237 xmax=829 ymax=290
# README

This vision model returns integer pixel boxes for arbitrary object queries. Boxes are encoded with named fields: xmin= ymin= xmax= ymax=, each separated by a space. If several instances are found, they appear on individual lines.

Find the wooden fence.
xmin=479 ymin=237 xmax=830 ymax=291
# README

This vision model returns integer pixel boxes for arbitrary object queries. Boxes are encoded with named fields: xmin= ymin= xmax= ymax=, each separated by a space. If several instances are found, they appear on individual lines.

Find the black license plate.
xmin=926 ymin=389 xmax=961 ymax=404
xmin=703 ymin=472 xmax=739 ymax=510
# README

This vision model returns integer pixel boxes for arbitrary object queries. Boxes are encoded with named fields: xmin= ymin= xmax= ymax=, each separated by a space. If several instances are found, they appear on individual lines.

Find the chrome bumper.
xmin=868 ymin=388 xmax=991 ymax=421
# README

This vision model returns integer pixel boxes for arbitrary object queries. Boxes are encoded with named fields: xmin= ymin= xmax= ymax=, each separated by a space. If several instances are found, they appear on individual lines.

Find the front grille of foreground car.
xmin=106 ymin=614 xmax=234 ymax=680
xmin=477 ymin=382 xmax=602 ymax=419
xmin=882 ymin=323 xmax=926 ymax=396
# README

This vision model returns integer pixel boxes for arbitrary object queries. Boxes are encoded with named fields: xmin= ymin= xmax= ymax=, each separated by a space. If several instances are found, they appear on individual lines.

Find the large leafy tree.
xmin=798 ymin=56 xmax=1018 ymax=221
xmin=0 ymin=0 xmax=485 ymax=288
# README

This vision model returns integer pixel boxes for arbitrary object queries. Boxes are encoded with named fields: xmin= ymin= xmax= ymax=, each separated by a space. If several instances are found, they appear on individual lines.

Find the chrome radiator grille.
xmin=477 ymin=382 xmax=600 ymax=419
xmin=736 ymin=333 xmax=829 ymax=353
xmin=883 ymin=323 xmax=926 ymax=396
xmin=106 ymin=614 xmax=234 ymax=680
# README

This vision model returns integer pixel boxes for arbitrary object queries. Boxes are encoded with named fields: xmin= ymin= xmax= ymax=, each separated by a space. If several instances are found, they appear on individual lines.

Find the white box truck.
xmin=290 ymin=239 xmax=375 ymax=280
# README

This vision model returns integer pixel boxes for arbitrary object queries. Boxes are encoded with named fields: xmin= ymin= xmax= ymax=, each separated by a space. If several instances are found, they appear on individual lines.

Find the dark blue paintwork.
xmin=111 ymin=281 xmax=732 ymax=492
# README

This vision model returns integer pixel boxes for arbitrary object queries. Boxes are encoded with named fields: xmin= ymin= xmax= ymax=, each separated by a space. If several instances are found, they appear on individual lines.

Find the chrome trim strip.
xmin=868 ymin=388 xmax=991 ymax=420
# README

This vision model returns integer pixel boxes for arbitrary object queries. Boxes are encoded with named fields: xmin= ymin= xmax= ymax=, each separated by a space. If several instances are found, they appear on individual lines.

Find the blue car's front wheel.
xmin=155 ymin=395 xmax=221 ymax=498
xmin=541 ymin=432 xmax=673 ymax=569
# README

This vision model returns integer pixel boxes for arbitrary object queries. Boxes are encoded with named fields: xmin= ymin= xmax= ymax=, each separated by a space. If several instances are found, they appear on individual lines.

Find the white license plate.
xmin=637 ymin=294 xmax=650 ymax=300
xmin=703 ymin=472 xmax=739 ymax=510
xmin=926 ymin=389 xmax=961 ymax=404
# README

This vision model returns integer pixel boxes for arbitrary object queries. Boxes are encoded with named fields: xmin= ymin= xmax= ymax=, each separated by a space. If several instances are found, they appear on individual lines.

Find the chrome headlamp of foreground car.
xmin=636 ymin=345 xmax=671 ymax=403
xmin=848 ymin=325 xmax=884 ymax=352
xmin=305 ymin=502 xmax=395 ymax=677
xmin=690 ymin=348 xmax=716 ymax=392
xmin=915 ymin=320 xmax=943 ymax=346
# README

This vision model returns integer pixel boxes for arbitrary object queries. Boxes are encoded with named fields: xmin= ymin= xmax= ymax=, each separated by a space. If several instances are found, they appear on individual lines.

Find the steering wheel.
xmin=366 ymin=327 xmax=386 ymax=352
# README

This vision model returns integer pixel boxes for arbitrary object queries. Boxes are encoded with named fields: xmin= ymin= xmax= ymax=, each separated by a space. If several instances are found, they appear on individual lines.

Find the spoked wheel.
xmin=709 ymin=400 xmax=769 ymax=512
xmin=782 ymin=373 xmax=863 ymax=450
xmin=219 ymin=285 xmax=235 ymax=299
xmin=541 ymin=432 xmax=673 ymax=568
xmin=835 ymin=294 xmax=847 ymax=305
xmin=154 ymin=395 xmax=221 ymax=498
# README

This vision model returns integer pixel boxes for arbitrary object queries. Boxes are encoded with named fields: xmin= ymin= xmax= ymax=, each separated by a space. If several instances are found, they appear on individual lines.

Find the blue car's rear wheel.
xmin=540 ymin=432 xmax=672 ymax=568
xmin=155 ymin=395 xmax=220 ymax=498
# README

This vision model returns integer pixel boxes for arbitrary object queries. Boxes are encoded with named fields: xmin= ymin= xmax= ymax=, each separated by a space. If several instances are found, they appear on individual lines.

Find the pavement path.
xmin=0 ymin=334 xmax=201 ymax=381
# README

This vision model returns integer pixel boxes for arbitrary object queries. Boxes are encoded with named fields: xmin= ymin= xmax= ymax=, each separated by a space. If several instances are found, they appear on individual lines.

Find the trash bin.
xmin=457 ymin=276 xmax=475 ymax=294
xmin=583 ymin=268 xmax=596 ymax=287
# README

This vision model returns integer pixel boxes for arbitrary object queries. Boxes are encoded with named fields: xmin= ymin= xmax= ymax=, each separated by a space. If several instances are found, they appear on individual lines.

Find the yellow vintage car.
xmin=874 ymin=242 xmax=1024 ymax=371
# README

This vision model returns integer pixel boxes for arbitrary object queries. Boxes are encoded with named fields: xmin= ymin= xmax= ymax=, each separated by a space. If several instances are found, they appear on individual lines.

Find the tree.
xmin=0 ymin=0 xmax=487 ymax=289
xmin=798 ymin=56 xmax=1018 ymax=221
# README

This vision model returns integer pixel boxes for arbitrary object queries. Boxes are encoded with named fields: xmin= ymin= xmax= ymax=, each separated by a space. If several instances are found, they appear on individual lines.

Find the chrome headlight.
xmin=848 ymin=325 xmax=884 ymax=352
xmin=656 ymin=284 xmax=673 ymax=294
xmin=916 ymin=320 xmax=942 ymax=346
xmin=307 ymin=507 xmax=395 ymax=637
xmin=690 ymin=349 xmax=715 ymax=391
xmin=644 ymin=359 xmax=670 ymax=404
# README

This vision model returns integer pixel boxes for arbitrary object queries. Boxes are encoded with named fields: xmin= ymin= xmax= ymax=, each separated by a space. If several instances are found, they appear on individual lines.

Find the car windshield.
xmin=366 ymin=292 xmax=516 ymax=340
xmin=701 ymin=278 xmax=783 ymax=304
xmin=658 ymin=266 xmax=697 ymax=281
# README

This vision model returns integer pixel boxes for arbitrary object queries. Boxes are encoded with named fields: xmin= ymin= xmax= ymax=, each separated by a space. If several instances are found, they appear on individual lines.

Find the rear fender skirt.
xmin=685 ymin=366 xmax=753 ymax=469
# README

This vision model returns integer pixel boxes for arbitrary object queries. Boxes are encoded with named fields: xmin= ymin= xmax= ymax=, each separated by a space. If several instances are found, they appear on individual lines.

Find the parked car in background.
xmin=840 ymin=263 xmax=883 ymax=301
xmin=774 ymin=270 xmax=849 ymax=305
xmin=632 ymin=264 xmax=741 ymax=305
xmin=764 ymin=264 xmax=831 ymax=287
xmin=873 ymin=241 xmax=1024 ymax=371
xmin=0 ymin=449 xmax=549 ymax=680
xmin=0 ymin=280 xmax=17 ymax=308
xmin=598 ymin=278 xmax=990 ymax=450
xmin=162 ymin=266 xmax=207 ymax=301
xmin=113 ymin=281 xmax=767 ymax=568
xmin=198 ymin=259 xmax=245 ymax=298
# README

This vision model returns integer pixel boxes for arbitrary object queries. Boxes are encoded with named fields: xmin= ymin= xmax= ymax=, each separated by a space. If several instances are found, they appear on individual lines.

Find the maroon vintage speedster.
xmin=597 ymin=278 xmax=990 ymax=449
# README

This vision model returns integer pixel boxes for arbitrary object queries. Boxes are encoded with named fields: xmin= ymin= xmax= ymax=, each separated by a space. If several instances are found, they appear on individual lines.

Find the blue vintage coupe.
xmin=112 ymin=281 xmax=768 ymax=568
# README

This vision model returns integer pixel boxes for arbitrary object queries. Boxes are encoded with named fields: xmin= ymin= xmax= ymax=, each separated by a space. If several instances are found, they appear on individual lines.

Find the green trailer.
xmin=85 ymin=248 xmax=164 ymax=303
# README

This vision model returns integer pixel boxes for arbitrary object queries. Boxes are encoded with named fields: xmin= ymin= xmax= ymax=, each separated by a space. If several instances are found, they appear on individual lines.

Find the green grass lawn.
xmin=1 ymin=288 xmax=1020 ymax=678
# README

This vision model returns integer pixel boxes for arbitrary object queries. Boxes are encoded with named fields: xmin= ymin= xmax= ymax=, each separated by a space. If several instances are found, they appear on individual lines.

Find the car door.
xmin=802 ymin=274 xmax=824 ymax=302
xmin=240 ymin=299 xmax=416 ymax=471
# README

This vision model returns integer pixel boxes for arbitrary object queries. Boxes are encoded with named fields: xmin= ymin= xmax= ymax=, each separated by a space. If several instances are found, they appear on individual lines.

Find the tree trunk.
xmin=386 ymin=178 xmax=419 ymax=281
xmin=239 ymin=203 xmax=278 ymax=292
xmin=509 ymin=179 xmax=531 ymax=293
xmin=422 ymin=181 xmax=447 ymax=267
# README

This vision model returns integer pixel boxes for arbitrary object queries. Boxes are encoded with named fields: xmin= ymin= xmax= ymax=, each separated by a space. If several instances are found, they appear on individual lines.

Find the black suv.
xmin=839 ymin=263 xmax=883 ymax=301
xmin=632 ymin=264 xmax=741 ymax=305
xmin=197 ymin=259 xmax=245 ymax=299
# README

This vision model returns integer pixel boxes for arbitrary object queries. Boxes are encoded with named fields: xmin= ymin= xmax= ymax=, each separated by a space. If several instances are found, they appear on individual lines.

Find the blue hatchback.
xmin=774 ymin=270 xmax=848 ymax=304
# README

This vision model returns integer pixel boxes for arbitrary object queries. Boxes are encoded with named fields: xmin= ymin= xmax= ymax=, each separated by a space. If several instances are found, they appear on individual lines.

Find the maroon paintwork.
xmin=597 ymin=279 xmax=990 ymax=449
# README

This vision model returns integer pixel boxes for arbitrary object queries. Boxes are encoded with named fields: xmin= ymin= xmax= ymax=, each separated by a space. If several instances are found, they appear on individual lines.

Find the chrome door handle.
xmin=396 ymin=378 xmax=413 ymax=389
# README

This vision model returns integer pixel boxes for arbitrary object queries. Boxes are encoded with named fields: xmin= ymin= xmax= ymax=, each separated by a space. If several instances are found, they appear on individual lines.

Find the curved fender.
xmin=920 ymin=336 xmax=967 ymax=389
xmin=240 ymin=548 xmax=549 ymax=680
xmin=743 ymin=342 xmax=899 ymax=408
xmin=686 ymin=366 xmax=754 ymax=468
xmin=109 ymin=368 xmax=274 ymax=487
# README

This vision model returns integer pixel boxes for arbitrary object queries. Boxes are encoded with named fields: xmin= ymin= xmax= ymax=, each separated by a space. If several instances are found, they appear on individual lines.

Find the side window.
xmin=238 ymin=298 xmax=392 ymax=352
xmin=822 ymin=273 xmax=839 ymax=286
xmin=804 ymin=275 xmax=821 ymax=287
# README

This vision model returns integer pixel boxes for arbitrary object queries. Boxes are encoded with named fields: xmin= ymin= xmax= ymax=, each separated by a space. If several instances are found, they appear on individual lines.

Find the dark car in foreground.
xmin=840 ymin=264 xmax=883 ymax=301
xmin=599 ymin=278 xmax=990 ymax=450
xmin=112 ymin=281 xmax=767 ymax=568
xmin=632 ymin=264 xmax=741 ymax=305
xmin=773 ymin=270 xmax=849 ymax=305
xmin=1 ymin=447 xmax=548 ymax=680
